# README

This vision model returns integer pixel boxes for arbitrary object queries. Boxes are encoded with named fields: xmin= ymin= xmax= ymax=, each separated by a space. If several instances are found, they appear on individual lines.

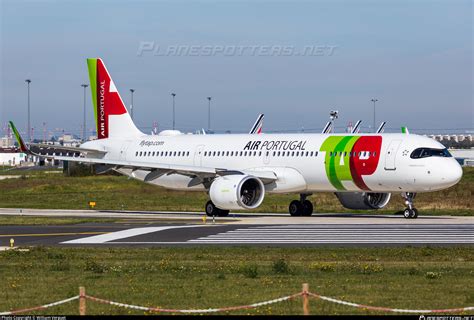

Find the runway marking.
xmin=57 ymin=224 xmax=474 ymax=245
xmin=61 ymin=225 xmax=204 ymax=244
xmin=0 ymin=232 xmax=108 ymax=237
xmin=107 ymin=240 xmax=474 ymax=244
xmin=188 ymin=225 xmax=474 ymax=244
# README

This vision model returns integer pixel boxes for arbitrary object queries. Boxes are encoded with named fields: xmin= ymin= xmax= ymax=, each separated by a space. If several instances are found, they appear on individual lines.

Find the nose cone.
xmin=443 ymin=160 xmax=463 ymax=187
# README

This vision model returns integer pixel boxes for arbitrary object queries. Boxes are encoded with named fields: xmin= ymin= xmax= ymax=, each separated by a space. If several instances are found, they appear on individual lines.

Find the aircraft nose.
xmin=444 ymin=160 xmax=463 ymax=186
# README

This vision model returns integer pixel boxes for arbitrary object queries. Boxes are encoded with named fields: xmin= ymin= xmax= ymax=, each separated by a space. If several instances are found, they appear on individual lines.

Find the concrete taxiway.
xmin=0 ymin=208 xmax=473 ymax=246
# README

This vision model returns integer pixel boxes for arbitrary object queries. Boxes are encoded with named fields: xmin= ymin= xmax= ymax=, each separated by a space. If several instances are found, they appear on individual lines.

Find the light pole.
xmin=171 ymin=93 xmax=176 ymax=130
xmin=371 ymin=98 xmax=378 ymax=133
xmin=25 ymin=79 xmax=31 ymax=142
xmin=207 ymin=97 xmax=211 ymax=131
xmin=130 ymin=89 xmax=135 ymax=120
xmin=81 ymin=84 xmax=88 ymax=142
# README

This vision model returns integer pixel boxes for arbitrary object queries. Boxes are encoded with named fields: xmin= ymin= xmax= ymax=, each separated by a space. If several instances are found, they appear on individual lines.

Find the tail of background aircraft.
xmin=87 ymin=58 xmax=142 ymax=139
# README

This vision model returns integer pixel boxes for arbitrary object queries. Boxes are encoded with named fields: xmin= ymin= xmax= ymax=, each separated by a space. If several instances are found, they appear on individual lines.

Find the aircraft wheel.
xmin=205 ymin=200 xmax=218 ymax=217
xmin=302 ymin=200 xmax=313 ymax=216
xmin=411 ymin=208 xmax=418 ymax=219
xmin=289 ymin=200 xmax=302 ymax=216
xmin=403 ymin=208 xmax=411 ymax=219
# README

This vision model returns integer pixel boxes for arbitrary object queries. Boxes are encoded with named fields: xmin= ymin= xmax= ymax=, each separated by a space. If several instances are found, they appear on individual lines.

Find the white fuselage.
xmin=81 ymin=132 xmax=463 ymax=194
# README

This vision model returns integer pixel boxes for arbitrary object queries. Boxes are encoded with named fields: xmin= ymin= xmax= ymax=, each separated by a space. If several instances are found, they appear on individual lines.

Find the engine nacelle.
xmin=210 ymin=175 xmax=265 ymax=210
xmin=335 ymin=192 xmax=391 ymax=210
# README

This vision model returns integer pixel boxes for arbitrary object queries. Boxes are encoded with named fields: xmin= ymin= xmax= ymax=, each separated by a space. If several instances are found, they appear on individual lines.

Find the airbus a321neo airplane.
xmin=10 ymin=58 xmax=463 ymax=219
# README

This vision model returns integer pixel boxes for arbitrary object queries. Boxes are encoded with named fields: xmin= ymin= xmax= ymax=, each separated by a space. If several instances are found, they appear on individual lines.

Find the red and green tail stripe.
xmin=8 ymin=121 xmax=28 ymax=153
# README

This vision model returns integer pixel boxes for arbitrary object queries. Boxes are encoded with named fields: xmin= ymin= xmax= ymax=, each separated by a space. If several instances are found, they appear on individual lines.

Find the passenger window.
xmin=310 ymin=151 xmax=314 ymax=157
xmin=136 ymin=152 xmax=138 ymax=157
xmin=272 ymin=151 xmax=276 ymax=156
xmin=259 ymin=151 xmax=262 ymax=156
xmin=315 ymin=151 xmax=318 ymax=157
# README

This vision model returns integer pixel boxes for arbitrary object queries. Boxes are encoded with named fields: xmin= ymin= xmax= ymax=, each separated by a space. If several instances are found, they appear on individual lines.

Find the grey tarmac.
xmin=0 ymin=208 xmax=472 ymax=247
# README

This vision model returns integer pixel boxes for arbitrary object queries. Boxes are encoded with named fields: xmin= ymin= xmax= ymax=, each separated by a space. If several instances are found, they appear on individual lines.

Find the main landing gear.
xmin=289 ymin=194 xmax=313 ymax=216
xmin=205 ymin=200 xmax=230 ymax=217
xmin=402 ymin=192 xmax=418 ymax=219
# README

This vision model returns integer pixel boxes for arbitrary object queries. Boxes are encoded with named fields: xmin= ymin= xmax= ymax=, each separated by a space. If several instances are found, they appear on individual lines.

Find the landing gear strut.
xmin=402 ymin=192 xmax=418 ymax=219
xmin=205 ymin=200 xmax=229 ymax=217
xmin=289 ymin=194 xmax=313 ymax=216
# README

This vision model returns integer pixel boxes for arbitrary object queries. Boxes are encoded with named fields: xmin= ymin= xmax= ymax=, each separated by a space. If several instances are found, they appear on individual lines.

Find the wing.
xmin=9 ymin=121 xmax=276 ymax=184
xmin=9 ymin=121 xmax=106 ymax=158
xmin=53 ymin=155 xmax=277 ymax=183
xmin=30 ymin=143 xmax=107 ymax=156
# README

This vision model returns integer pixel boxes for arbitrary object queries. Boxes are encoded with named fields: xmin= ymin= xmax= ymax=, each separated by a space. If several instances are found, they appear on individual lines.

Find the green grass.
xmin=0 ymin=216 xmax=119 ymax=225
xmin=0 ymin=168 xmax=472 ymax=215
xmin=0 ymin=246 xmax=472 ymax=315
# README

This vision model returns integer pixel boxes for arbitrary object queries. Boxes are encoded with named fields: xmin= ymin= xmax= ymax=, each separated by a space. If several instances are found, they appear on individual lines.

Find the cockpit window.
xmin=410 ymin=148 xmax=452 ymax=159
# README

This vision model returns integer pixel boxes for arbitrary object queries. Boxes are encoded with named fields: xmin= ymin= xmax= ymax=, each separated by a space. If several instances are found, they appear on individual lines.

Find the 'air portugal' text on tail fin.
xmin=87 ymin=58 xmax=142 ymax=139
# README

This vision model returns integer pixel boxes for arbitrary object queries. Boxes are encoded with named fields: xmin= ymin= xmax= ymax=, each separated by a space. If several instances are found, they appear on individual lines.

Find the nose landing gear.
xmin=289 ymin=194 xmax=313 ymax=216
xmin=402 ymin=192 xmax=418 ymax=219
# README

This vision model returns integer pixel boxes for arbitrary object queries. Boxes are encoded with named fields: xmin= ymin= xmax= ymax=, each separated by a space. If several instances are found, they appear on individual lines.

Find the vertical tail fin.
xmin=87 ymin=58 xmax=142 ymax=139
xmin=9 ymin=121 xmax=29 ymax=153
xmin=249 ymin=114 xmax=264 ymax=134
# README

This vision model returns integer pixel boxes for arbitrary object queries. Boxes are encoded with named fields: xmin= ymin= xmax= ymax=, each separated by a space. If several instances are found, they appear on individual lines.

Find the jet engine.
xmin=335 ymin=192 xmax=391 ymax=210
xmin=209 ymin=175 xmax=265 ymax=210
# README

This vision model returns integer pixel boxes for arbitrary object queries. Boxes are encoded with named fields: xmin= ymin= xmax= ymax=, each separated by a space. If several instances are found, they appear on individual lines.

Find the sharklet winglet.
xmin=8 ymin=121 xmax=29 ymax=153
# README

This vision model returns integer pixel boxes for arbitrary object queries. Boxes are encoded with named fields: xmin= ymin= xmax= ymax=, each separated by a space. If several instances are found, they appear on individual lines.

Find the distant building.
xmin=450 ymin=148 xmax=474 ymax=167
xmin=59 ymin=134 xmax=81 ymax=147
xmin=0 ymin=147 xmax=26 ymax=166
xmin=0 ymin=136 xmax=14 ymax=148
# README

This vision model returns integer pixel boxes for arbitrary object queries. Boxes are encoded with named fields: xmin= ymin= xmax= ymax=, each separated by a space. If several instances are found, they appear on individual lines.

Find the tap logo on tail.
xmin=87 ymin=58 xmax=128 ymax=139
